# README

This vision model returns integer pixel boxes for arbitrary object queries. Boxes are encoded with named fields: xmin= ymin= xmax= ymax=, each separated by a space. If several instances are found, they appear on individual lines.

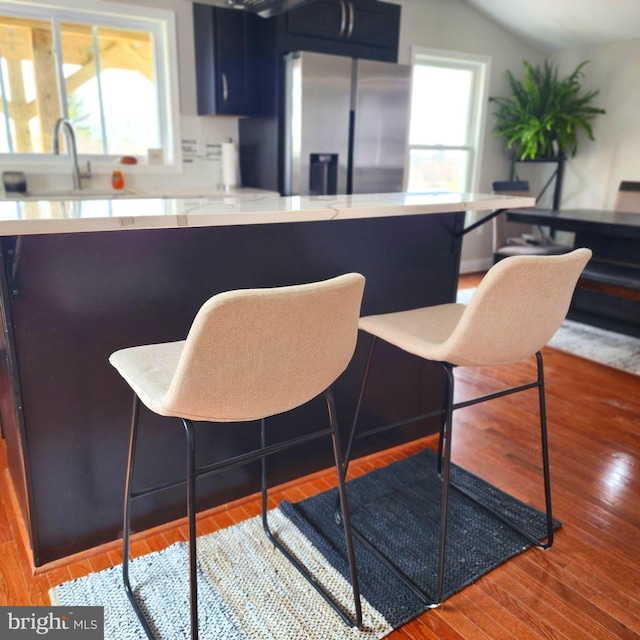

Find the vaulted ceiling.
xmin=462 ymin=0 xmax=640 ymax=52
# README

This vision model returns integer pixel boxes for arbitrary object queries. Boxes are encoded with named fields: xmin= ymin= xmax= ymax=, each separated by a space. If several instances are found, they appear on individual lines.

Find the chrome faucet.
xmin=52 ymin=118 xmax=92 ymax=190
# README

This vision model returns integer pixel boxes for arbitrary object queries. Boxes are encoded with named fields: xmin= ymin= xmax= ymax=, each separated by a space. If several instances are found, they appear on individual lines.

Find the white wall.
xmin=554 ymin=41 xmax=640 ymax=210
xmin=395 ymin=0 xmax=545 ymax=273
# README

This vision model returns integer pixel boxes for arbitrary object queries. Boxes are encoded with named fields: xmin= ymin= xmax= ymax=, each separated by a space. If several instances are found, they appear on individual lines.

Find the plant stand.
xmin=509 ymin=155 xmax=565 ymax=211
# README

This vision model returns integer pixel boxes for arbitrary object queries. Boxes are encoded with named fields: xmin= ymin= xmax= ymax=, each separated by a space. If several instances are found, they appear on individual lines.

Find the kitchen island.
xmin=0 ymin=191 xmax=532 ymax=566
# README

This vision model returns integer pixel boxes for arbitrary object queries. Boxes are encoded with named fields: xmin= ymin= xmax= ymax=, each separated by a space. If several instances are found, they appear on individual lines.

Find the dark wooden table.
xmin=506 ymin=207 xmax=640 ymax=238
xmin=507 ymin=208 xmax=640 ymax=336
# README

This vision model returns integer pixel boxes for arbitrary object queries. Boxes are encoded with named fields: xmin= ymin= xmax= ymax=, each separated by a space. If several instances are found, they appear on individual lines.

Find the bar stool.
xmin=342 ymin=249 xmax=591 ymax=608
xmin=109 ymin=273 xmax=365 ymax=638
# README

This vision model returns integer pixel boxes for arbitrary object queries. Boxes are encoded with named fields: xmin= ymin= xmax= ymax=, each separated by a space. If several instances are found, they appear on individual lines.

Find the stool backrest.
xmin=614 ymin=181 xmax=640 ymax=214
xmin=447 ymin=249 xmax=591 ymax=366
xmin=163 ymin=273 xmax=365 ymax=421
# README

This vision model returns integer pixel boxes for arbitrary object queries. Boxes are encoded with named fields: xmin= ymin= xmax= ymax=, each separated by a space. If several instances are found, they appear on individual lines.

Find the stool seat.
xmin=359 ymin=304 xmax=465 ymax=363
xmin=110 ymin=341 xmax=184 ymax=418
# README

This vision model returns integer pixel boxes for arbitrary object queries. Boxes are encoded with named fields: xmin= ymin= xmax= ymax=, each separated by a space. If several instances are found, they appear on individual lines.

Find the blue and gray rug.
xmin=51 ymin=449 xmax=556 ymax=639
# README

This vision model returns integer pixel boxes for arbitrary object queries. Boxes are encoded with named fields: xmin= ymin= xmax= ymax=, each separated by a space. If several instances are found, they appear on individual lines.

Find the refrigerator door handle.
xmin=222 ymin=73 xmax=229 ymax=105
xmin=339 ymin=0 xmax=347 ymax=37
xmin=347 ymin=1 xmax=354 ymax=38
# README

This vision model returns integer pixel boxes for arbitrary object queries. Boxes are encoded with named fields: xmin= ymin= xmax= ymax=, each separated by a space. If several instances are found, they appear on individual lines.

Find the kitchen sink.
xmin=1 ymin=189 xmax=239 ymax=201
xmin=3 ymin=189 xmax=140 ymax=201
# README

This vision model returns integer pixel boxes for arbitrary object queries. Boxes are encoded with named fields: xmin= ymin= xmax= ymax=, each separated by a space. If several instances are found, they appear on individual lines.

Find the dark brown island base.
xmin=0 ymin=192 xmax=533 ymax=566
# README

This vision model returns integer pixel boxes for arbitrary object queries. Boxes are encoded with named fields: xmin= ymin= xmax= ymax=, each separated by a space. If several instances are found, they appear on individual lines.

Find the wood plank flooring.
xmin=1 ymin=272 xmax=639 ymax=638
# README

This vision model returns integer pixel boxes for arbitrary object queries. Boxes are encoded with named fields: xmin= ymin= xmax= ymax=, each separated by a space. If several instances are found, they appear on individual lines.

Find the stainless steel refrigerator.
xmin=282 ymin=51 xmax=411 ymax=196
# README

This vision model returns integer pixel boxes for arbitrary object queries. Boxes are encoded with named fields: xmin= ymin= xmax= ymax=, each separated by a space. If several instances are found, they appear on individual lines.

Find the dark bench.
xmin=580 ymin=261 xmax=640 ymax=292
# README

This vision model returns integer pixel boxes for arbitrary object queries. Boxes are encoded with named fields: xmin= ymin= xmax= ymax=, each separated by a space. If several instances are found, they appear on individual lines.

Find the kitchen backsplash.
xmin=0 ymin=114 xmax=242 ymax=197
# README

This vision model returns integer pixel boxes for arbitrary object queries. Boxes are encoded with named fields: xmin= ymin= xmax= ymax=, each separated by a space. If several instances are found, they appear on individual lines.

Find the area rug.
xmin=50 ymin=449 xmax=556 ymax=639
xmin=457 ymin=287 xmax=640 ymax=375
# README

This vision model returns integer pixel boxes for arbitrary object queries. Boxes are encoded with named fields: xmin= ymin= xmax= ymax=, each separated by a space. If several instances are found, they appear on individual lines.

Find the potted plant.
xmin=489 ymin=59 xmax=605 ymax=160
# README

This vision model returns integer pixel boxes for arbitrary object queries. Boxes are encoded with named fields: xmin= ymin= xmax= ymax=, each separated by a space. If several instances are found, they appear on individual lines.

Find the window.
xmin=0 ymin=1 xmax=179 ymax=163
xmin=407 ymin=48 xmax=490 ymax=194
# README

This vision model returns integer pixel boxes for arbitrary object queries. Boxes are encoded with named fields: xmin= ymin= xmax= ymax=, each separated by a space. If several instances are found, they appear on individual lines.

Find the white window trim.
xmin=408 ymin=46 xmax=491 ymax=197
xmin=0 ymin=0 xmax=182 ymax=173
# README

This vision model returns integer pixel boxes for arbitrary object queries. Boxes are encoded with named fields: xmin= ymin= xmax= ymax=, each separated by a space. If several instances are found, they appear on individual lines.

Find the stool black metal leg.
xmin=336 ymin=362 xmax=455 ymax=608
xmin=122 ymin=394 xmax=157 ymax=640
xmin=260 ymin=418 xmax=269 ymax=524
xmin=535 ymin=351 xmax=554 ymax=548
xmin=334 ymin=334 xmax=377 ymax=521
xmin=436 ymin=365 xmax=451 ymax=476
xmin=435 ymin=363 xmax=455 ymax=604
xmin=325 ymin=388 xmax=363 ymax=627
xmin=337 ymin=340 xmax=556 ymax=609
xmin=182 ymin=419 xmax=199 ymax=639
xmin=447 ymin=352 xmax=555 ymax=550
xmin=261 ymin=396 xmax=363 ymax=628
xmin=122 ymin=396 xmax=200 ymax=640
xmin=343 ymin=335 xmax=377 ymax=480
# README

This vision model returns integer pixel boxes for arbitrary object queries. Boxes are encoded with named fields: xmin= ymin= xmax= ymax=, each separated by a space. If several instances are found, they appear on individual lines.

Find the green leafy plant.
xmin=489 ymin=59 xmax=605 ymax=160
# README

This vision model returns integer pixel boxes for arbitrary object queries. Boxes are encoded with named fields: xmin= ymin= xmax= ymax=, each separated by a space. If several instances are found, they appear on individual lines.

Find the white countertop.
xmin=0 ymin=192 xmax=535 ymax=236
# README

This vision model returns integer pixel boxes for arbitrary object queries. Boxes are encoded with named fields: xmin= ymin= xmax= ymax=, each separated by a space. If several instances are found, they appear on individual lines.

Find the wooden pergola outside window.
xmin=0 ymin=13 xmax=159 ymax=157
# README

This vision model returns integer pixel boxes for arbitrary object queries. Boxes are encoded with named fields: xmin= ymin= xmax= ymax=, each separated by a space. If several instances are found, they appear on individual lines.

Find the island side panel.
xmin=0 ymin=238 xmax=37 ymax=555
xmin=4 ymin=212 xmax=462 ymax=565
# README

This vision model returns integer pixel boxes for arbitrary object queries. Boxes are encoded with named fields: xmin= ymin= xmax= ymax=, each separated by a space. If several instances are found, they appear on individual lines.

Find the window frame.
xmin=407 ymin=46 xmax=491 ymax=196
xmin=0 ymin=0 xmax=181 ymax=172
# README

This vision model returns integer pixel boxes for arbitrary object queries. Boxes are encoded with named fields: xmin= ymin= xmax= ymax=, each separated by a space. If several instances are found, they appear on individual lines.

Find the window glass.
xmin=409 ymin=66 xmax=473 ymax=147
xmin=96 ymin=26 xmax=158 ymax=156
xmin=408 ymin=149 xmax=470 ymax=193
xmin=407 ymin=52 xmax=488 ymax=196
xmin=0 ymin=5 xmax=170 ymax=161
xmin=59 ymin=22 xmax=103 ymax=154
xmin=0 ymin=15 xmax=62 ymax=153
xmin=58 ymin=23 xmax=159 ymax=156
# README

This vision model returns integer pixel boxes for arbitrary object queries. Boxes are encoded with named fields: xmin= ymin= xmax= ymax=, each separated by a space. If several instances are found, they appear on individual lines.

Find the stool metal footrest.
xmin=260 ymin=390 xmax=362 ymax=629
xmin=123 ymin=389 xmax=362 ymax=640
xmin=341 ymin=336 xmax=554 ymax=609
xmin=349 ymin=522 xmax=440 ymax=608
xmin=448 ymin=480 xmax=554 ymax=549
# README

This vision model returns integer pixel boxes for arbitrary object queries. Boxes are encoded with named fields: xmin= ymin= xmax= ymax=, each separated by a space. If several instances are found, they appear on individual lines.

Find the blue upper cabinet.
xmin=194 ymin=3 xmax=260 ymax=116
xmin=193 ymin=0 xmax=401 ymax=118
xmin=278 ymin=0 xmax=400 ymax=62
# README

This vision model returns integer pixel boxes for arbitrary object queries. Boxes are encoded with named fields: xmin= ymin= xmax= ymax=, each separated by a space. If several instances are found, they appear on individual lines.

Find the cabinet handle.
xmin=339 ymin=0 xmax=347 ymax=37
xmin=222 ymin=73 xmax=228 ymax=105
xmin=347 ymin=1 xmax=354 ymax=38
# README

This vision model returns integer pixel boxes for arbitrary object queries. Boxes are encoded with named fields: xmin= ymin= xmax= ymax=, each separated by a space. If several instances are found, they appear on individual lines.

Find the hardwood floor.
xmin=1 ymin=272 xmax=639 ymax=638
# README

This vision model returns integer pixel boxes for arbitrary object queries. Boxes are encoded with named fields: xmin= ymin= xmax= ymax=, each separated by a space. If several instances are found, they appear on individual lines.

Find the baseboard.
xmin=3 ymin=468 xmax=36 ymax=571
xmin=460 ymin=257 xmax=492 ymax=274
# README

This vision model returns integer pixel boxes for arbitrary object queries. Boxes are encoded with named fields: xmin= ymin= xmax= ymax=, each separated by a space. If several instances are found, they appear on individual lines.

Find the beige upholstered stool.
xmin=342 ymin=249 xmax=591 ymax=608
xmin=110 ymin=273 xmax=365 ymax=638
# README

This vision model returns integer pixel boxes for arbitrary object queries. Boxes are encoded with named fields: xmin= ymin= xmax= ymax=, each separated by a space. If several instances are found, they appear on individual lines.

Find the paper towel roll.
xmin=221 ymin=140 xmax=238 ymax=190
